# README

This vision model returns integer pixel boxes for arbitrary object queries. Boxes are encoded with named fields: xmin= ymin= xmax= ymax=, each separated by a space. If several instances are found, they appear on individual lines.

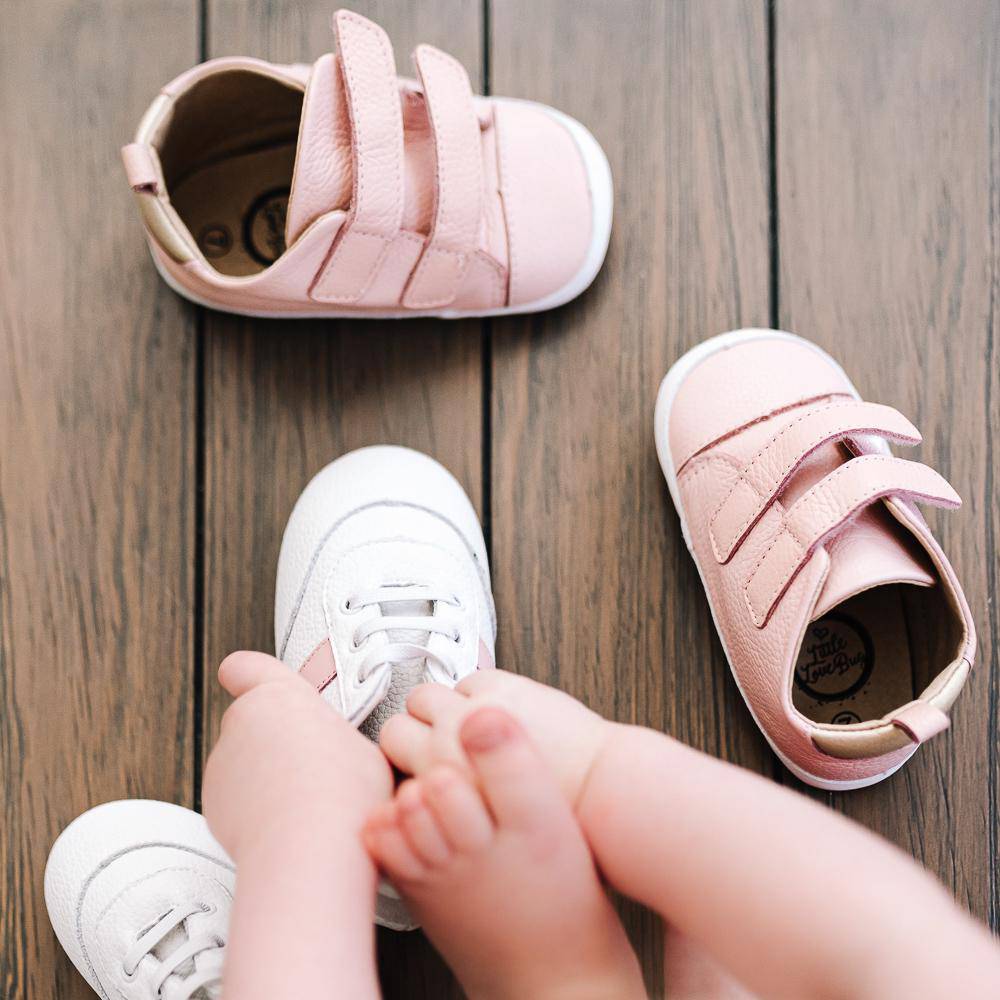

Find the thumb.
xmin=218 ymin=650 xmax=296 ymax=697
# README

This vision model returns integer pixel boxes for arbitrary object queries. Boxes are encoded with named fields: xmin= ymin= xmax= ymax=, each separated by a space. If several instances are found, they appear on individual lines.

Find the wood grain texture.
xmin=0 ymin=2 xmax=199 ymax=997
xmin=5 ymin=2 xmax=999 ymax=997
xmin=776 ymin=0 xmax=1000 ymax=925
xmin=488 ymin=1 xmax=771 ymax=992
xmin=200 ymin=2 xmax=483 ymax=995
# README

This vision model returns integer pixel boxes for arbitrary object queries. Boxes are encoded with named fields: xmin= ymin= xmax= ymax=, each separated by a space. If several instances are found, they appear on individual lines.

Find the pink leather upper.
xmin=310 ymin=10 xmax=406 ymax=304
xmin=401 ymin=44 xmax=483 ymax=308
xmin=666 ymin=333 xmax=976 ymax=784
xmin=126 ymin=9 xmax=597 ymax=315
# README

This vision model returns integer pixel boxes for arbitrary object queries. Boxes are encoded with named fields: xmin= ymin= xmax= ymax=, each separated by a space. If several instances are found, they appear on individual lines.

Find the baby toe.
xmin=363 ymin=802 xmax=428 ymax=884
xmin=396 ymin=779 xmax=454 ymax=868
xmin=459 ymin=706 xmax=569 ymax=833
xmin=422 ymin=765 xmax=495 ymax=853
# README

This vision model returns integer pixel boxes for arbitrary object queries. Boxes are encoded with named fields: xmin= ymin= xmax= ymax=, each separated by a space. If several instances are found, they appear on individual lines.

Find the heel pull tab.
xmin=121 ymin=143 xmax=159 ymax=192
xmin=891 ymin=702 xmax=950 ymax=744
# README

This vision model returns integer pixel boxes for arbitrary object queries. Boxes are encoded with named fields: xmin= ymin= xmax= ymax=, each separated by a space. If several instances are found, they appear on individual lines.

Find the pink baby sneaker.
xmin=655 ymin=329 xmax=975 ymax=790
xmin=120 ymin=8 xmax=612 ymax=318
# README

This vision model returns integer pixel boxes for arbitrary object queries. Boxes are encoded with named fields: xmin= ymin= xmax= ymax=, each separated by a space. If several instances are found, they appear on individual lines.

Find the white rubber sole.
xmin=152 ymin=98 xmax=613 ymax=320
xmin=653 ymin=328 xmax=906 ymax=791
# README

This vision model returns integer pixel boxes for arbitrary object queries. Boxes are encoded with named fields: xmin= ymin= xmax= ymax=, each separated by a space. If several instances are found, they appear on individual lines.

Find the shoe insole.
xmin=793 ymin=585 xmax=916 ymax=725
xmin=170 ymin=143 xmax=296 ymax=276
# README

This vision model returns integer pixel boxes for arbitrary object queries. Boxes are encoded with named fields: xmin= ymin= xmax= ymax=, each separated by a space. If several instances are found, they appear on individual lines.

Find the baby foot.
xmin=364 ymin=706 xmax=646 ymax=1000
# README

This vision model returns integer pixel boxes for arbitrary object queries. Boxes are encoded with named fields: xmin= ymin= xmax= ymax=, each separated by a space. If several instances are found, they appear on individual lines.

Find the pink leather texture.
xmin=891 ymin=701 xmax=950 ymax=743
xmin=742 ymin=455 xmax=960 ymax=627
xmin=285 ymin=53 xmax=353 ymax=245
xmin=310 ymin=10 xmax=405 ymax=304
xmin=664 ymin=332 xmax=976 ymax=786
xmin=401 ymin=44 xmax=483 ymax=308
xmin=709 ymin=401 xmax=921 ymax=563
xmin=299 ymin=637 xmax=338 ymax=693
xmin=126 ymin=9 xmax=602 ymax=316
xmin=121 ymin=143 xmax=158 ymax=191
xmin=494 ymin=101 xmax=592 ymax=306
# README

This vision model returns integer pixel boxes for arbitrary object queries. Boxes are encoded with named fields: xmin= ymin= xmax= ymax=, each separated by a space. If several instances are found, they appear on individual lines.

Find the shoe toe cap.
xmin=666 ymin=331 xmax=859 ymax=470
xmin=495 ymin=100 xmax=605 ymax=307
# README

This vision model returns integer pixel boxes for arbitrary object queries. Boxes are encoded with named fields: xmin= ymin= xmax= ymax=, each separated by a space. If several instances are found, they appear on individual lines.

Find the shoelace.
xmin=122 ymin=903 xmax=223 ymax=999
xmin=345 ymin=583 xmax=463 ymax=683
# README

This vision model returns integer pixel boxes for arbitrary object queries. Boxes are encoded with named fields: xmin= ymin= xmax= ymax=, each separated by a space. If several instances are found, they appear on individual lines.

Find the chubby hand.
xmin=380 ymin=670 xmax=611 ymax=807
xmin=203 ymin=651 xmax=393 ymax=861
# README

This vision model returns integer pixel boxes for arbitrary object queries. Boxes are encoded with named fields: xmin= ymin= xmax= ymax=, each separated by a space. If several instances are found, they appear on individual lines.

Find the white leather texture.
xmin=44 ymin=800 xmax=233 ymax=1000
xmin=274 ymin=445 xmax=495 ymax=932
xmin=275 ymin=446 xmax=494 ymax=719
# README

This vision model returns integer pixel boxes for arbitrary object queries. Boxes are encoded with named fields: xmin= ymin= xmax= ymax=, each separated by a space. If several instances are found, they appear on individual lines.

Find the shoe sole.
xmin=151 ymin=98 xmax=614 ymax=320
xmin=653 ymin=328 xmax=907 ymax=791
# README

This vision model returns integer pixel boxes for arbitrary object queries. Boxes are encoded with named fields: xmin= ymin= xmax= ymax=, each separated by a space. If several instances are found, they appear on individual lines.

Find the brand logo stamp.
xmin=243 ymin=187 xmax=289 ymax=266
xmin=795 ymin=613 xmax=874 ymax=703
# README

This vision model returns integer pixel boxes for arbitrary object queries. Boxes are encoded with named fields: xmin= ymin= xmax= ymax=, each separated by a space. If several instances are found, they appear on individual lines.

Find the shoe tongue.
xmin=812 ymin=504 xmax=935 ymax=619
xmin=156 ymin=925 xmax=222 ymax=1000
xmin=787 ymin=443 xmax=936 ymax=620
xmin=359 ymin=595 xmax=435 ymax=742
xmin=378 ymin=597 xmax=433 ymax=644
xmin=284 ymin=53 xmax=354 ymax=246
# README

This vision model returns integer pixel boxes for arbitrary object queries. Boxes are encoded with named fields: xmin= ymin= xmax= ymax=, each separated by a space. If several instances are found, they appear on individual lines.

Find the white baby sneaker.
xmin=44 ymin=800 xmax=233 ymax=1000
xmin=275 ymin=444 xmax=496 ymax=929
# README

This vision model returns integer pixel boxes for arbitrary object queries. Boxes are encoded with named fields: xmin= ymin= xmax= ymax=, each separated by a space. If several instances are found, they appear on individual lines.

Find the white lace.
xmin=122 ymin=903 xmax=223 ymax=999
xmin=344 ymin=582 xmax=462 ymax=683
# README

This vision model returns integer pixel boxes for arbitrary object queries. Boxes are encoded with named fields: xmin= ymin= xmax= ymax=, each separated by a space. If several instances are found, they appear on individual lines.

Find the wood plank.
xmin=776 ymin=0 xmax=999 ymax=925
xmin=488 ymin=1 xmax=772 ymax=991
xmin=0 ymin=3 xmax=199 ymax=997
xmin=200 ymin=2 xmax=483 ymax=995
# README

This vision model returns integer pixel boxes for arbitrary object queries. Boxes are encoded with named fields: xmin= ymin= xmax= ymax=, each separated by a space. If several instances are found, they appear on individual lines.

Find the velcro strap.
xmin=311 ymin=10 xmax=404 ymax=304
xmin=401 ymin=44 xmax=483 ymax=309
xmin=743 ymin=456 xmax=960 ymax=627
xmin=710 ymin=401 xmax=920 ymax=563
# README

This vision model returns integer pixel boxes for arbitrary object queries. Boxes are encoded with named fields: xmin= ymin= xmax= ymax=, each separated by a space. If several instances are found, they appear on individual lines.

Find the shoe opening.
xmin=157 ymin=70 xmax=304 ymax=276
xmin=793 ymin=579 xmax=964 ymax=726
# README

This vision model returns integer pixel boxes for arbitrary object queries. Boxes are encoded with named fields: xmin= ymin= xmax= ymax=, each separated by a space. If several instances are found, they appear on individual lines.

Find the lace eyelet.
xmin=451 ymin=630 xmax=462 ymax=645
xmin=450 ymin=594 xmax=464 ymax=609
xmin=341 ymin=597 xmax=361 ymax=615
xmin=122 ymin=963 xmax=136 ymax=980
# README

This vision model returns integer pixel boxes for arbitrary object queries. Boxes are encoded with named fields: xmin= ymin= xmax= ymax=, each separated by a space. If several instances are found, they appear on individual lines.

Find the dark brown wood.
xmin=488 ymin=2 xmax=772 ymax=992
xmin=776 ymin=0 xmax=1000 ymax=925
xmin=4 ymin=2 xmax=998 ymax=997
xmin=200 ymin=2 xmax=483 ymax=995
xmin=0 ymin=3 xmax=199 ymax=998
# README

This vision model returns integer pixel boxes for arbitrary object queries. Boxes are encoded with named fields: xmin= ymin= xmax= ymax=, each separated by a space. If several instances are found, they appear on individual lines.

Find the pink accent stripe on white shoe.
xmin=299 ymin=638 xmax=338 ymax=693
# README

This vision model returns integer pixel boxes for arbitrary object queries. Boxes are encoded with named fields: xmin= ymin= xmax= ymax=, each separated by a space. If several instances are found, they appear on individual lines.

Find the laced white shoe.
xmin=275 ymin=444 xmax=496 ymax=928
xmin=45 ymin=800 xmax=233 ymax=1000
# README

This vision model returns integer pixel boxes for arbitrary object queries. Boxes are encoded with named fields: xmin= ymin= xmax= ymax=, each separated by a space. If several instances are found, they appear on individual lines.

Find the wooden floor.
xmin=2 ymin=1 xmax=998 ymax=996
